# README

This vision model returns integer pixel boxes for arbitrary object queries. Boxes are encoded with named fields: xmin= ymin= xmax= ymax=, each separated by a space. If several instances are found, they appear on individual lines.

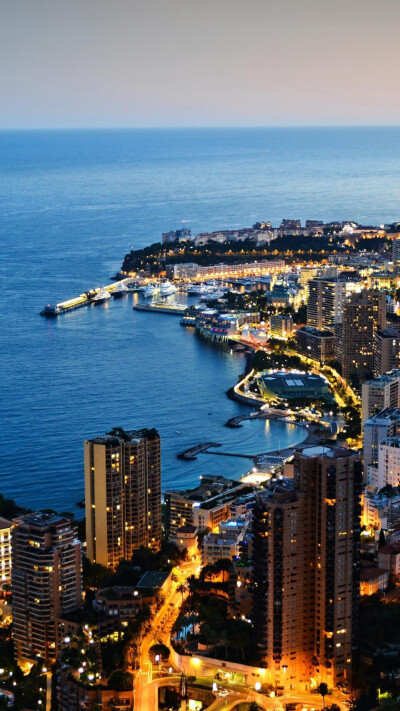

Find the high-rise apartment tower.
xmin=341 ymin=290 xmax=386 ymax=383
xmin=85 ymin=428 xmax=162 ymax=569
xmin=12 ymin=513 xmax=82 ymax=664
xmin=252 ymin=446 xmax=362 ymax=690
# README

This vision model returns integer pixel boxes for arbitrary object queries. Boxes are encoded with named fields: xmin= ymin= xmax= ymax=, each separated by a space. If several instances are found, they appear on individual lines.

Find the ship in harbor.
xmin=144 ymin=283 xmax=159 ymax=298
xmin=159 ymin=280 xmax=177 ymax=297
xmin=112 ymin=282 xmax=129 ymax=298
xmin=92 ymin=287 xmax=111 ymax=304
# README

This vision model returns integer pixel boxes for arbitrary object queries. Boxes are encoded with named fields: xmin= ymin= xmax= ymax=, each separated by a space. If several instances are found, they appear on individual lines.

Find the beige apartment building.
xmin=85 ymin=428 xmax=161 ymax=569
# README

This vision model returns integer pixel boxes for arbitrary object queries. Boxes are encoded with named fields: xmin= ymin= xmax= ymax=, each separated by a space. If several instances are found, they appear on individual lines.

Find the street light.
xmin=255 ymin=681 xmax=261 ymax=692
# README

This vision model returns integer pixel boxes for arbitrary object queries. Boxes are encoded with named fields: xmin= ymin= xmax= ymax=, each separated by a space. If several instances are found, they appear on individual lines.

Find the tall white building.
xmin=376 ymin=436 xmax=400 ymax=489
xmin=307 ymin=278 xmax=347 ymax=330
xmin=363 ymin=408 xmax=400 ymax=481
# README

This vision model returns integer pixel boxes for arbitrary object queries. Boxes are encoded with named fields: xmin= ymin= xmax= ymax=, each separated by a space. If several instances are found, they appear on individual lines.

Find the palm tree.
xmin=317 ymin=682 xmax=329 ymax=709
xmin=177 ymin=582 xmax=187 ymax=604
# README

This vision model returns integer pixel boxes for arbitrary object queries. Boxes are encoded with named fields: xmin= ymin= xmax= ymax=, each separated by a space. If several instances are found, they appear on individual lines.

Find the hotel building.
xmin=84 ymin=428 xmax=162 ymax=569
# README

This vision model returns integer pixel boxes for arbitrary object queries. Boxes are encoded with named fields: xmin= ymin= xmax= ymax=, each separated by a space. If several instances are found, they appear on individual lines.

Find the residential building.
xmin=341 ymin=290 xmax=386 ymax=383
xmin=374 ymin=330 xmax=400 ymax=376
xmin=376 ymin=437 xmax=400 ymax=489
xmin=362 ymin=371 xmax=400 ymax=422
xmin=0 ymin=518 xmax=11 ymax=587
xmin=393 ymin=238 xmax=400 ymax=264
xmin=296 ymin=326 xmax=335 ymax=363
xmin=252 ymin=445 xmax=362 ymax=689
xmin=363 ymin=408 xmax=400 ymax=480
xmin=360 ymin=568 xmax=389 ymax=596
xmin=166 ymin=262 xmax=199 ymax=279
xmin=202 ymin=529 xmax=244 ymax=565
xmin=307 ymin=278 xmax=346 ymax=330
xmin=84 ymin=428 xmax=161 ymax=570
xmin=12 ymin=513 xmax=82 ymax=664
xmin=362 ymin=489 xmax=400 ymax=530
xmin=170 ymin=525 xmax=198 ymax=558
xmin=270 ymin=314 xmax=293 ymax=339
xmin=378 ymin=543 xmax=400 ymax=579
xmin=164 ymin=476 xmax=249 ymax=535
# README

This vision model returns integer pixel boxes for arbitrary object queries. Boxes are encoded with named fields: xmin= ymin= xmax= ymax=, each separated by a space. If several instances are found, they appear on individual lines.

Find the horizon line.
xmin=2 ymin=123 xmax=400 ymax=132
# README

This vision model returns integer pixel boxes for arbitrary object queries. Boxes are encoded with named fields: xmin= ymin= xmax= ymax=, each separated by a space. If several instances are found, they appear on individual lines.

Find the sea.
xmin=1 ymin=127 xmax=400 ymax=515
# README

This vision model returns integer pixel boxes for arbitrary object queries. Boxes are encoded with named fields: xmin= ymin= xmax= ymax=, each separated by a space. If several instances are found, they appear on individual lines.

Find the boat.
xmin=92 ymin=287 xmax=111 ymax=304
xmin=112 ymin=282 xmax=129 ymax=298
xmin=40 ymin=304 xmax=59 ymax=317
xmin=144 ymin=283 xmax=159 ymax=298
xmin=159 ymin=280 xmax=177 ymax=297
xmin=187 ymin=283 xmax=206 ymax=296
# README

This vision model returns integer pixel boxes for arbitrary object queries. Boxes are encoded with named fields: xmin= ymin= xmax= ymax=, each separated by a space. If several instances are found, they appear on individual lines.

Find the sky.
xmin=1 ymin=0 xmax=400 ymax=128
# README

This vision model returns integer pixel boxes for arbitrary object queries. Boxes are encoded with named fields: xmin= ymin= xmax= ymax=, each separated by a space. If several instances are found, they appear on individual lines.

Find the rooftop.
xmin=0 ymin=517 xmax=11 ymax=530
xmin=296 ymin=444 xmax=358 ymax=460
xmin=137 ymin=571 xmax=170 ymax=590
xmin=15 ymin=512 xmax=71 ymax=528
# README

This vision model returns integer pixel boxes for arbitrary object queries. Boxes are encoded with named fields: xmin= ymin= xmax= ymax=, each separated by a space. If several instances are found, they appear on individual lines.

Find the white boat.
xmin=112 ymin=282 xmax=129 ymax=298
xmin=187 ymin=283 xmax=206 ymax=296
xmin=93 ymin=287 xmax=111 ymax=304
xmin=159 ymin=280 xmax=177 ymax=297
xmin=144 ymin=283 xmax=159 ymax=298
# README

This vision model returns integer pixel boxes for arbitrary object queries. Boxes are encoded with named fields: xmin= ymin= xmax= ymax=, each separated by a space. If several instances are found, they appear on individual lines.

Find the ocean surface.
xmin=1 ymin=127 xmax=400 ymax=514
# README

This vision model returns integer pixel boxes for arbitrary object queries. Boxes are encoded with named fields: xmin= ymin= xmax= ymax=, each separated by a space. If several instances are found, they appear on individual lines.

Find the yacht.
xmin=187 ymin=283 xmax=206 ymax=296
xmin=92 ymin=287 xmax=111 ymax=304
xmin=159 ymin=280 xmax=177 ymax=297
xmin=143 ymin=283 xmax=159 ymax=298
xmin=112 ymin=282 xmax=129 ymax=298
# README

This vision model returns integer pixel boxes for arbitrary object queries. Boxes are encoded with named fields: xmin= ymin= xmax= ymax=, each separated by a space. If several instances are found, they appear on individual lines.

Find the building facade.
xmin=307 ymin=278 xmax=346 ymax=331
xmin=341 ymin=290 xmax=386 ymax=383
xmin=85 ymin=428 xmax=162 ymax=569
xmin=374 ymin=330 xmax=400 ymax=377
xmin=296 ymin=326 xmax=335 ymax=363
xmin=0 ymin=518 xmax=11 ymax=587
xmin=363 ymin=408 xmax=400 ymax=480
xmin=252 ymin=446 xmax=362 ymax=690
xmin=362 ymin=371 xmax=400 ymax=423
xmin=12 ymin=513 xmax=82 ymax=664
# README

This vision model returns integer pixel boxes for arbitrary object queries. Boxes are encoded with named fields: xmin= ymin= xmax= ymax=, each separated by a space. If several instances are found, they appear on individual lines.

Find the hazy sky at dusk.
xmin=1 ymin=0 xmax=400 ymax=128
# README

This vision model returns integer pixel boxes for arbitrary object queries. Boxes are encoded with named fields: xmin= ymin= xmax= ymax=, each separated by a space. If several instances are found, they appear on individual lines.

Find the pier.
xmin=177 ymin=442 xmax=221 ymax=460
xmin=40 ymin=278 xmax=134 ymax=316
xmin=133 ymin=302 xmax=187 ymax=315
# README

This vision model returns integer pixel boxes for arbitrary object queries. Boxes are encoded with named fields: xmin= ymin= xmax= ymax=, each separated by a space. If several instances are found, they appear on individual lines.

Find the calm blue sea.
xmin=1 ymin=127 xmax=400 ymax=514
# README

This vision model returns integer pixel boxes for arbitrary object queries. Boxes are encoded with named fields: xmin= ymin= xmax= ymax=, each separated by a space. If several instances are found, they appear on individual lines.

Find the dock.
xmin=40 ymin=278 xmax=134 ymax=316
xmin=133 ymin=302 xmax=187 ymax=316
xmin=177 ymin=442 xmax=221 ymax=461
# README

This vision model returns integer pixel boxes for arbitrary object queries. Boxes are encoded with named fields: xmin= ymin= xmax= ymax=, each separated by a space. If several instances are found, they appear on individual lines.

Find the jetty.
xmin=133 ymin=302 xmax=187 ymax=315
xmin=177 ymin=442 xmax=221 ymax=461
xmin=40 ymin=278 xmax=134 ymax=316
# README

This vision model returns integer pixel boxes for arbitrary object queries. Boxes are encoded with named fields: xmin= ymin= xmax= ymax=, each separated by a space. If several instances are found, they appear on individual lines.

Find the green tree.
xmin=318 ymin=682 xmax=329 ymax=709
xmin=107 ymin=670 xmax=133 ymax=691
